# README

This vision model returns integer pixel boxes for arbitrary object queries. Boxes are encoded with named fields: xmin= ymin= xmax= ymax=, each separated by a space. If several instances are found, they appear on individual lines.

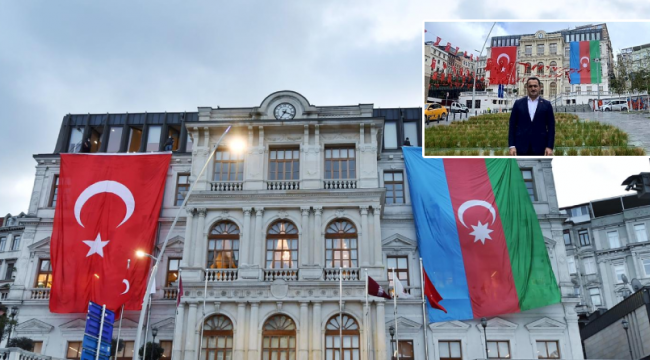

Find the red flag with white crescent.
xmin=489 ymin=46 xmax=517 ymax=85
xmin=50 ymin=153 xmax=171 ymax=313
xmin=434 ymin=37 xmax=441 ymax=46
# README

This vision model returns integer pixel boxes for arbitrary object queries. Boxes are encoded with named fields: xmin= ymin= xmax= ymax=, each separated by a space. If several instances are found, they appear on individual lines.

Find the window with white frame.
xmin=563 ymin=230 xmax=571 ymax=246
xmin=590 ymin=288 xmax=602 ymax=306
xmin=643 ymin=259 xmax=650 ymax=277
xmin=614 ymin=264 xmax=626 ymax=283
xmin=607 ymin=231 xmax=620 ymax=249
xmin=567 ymin=256 xmax=576 ymax=274
xmin=583 ymin=257 xmax=597 ymax=275
xmin=634 ymin=224 xmax=648 ymax=242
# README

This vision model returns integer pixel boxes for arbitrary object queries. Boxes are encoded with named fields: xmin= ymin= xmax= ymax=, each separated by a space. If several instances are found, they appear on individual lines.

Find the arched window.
xmin=208 ymin=221 xmax=240 ymax=269
xmin=550 ymin=82 xmax=557 ymax=98
xmin=537 ymin=62 xmax=544 ymax=76
xmin=266 ymin=221 xmax=298 ymax=269
xmin=540 ymin=82 xmax=545 ymax=96
xmin=325 ymin=314 xmax=360 ymax=360
xmin=549 ymin=61 xmax=557 ymax=76
xmin=325 ymin=220 xmax=358 ymax=268
xmin=262 ymin=315 xmax=296 ymax=360
xmin=201 ymin=315 xmax=234 ymax=360
xmin=524 ymin=63 xmax=532 ymax=76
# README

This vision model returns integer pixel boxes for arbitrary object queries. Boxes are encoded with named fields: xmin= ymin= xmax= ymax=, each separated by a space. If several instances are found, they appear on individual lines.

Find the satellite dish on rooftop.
xmin=631 ymin=278 xmax=643 ymax=292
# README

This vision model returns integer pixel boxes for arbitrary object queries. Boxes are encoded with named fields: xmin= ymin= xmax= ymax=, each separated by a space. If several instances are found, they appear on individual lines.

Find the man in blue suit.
xmin=508 ymin=77 xmax=555 ymax=156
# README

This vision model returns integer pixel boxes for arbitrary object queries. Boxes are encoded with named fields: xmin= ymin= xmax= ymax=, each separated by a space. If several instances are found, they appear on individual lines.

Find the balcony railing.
xmin=323 ymin=268 xmax=361 ymax=281
xmin=264 ymin=268 xmax=299 ymax=281
xmin=28 ymin=288 xmax=50 ymax=300
xmin=0 ymin=348 xmax=58 ymax=360
xmin=323 ymin=180 xmax=357 ymax=189
xmin=266 ymin=181 xmax=300 ymax=190
xmin=163 ymin=287 xmax=178 ymax=300
xmin=210 ymin=181 xmax=244 ymax=191
xmin=205 ymin=268 xmax=238 ymax=282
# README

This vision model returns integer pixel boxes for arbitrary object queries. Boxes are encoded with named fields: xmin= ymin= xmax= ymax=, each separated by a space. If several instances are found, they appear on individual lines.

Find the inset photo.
xmin=423 ymin=21 xmax=650 ymax=156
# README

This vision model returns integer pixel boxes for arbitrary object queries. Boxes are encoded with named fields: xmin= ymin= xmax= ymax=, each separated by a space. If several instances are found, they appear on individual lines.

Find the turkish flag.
xmin=434 ymin=36 xmax=441 ymax=46
xmin=445 ymin=42 xmax=451 ymax=52
xmin=423 ymin=270 xmax=447 ymax=313
xmin=50 ymin=153 xmax=171 ymax=313
xmin=431 ymin=58 xmax=436 ymax=69
xmin=489 ymin=46 xmax=517 ymax=85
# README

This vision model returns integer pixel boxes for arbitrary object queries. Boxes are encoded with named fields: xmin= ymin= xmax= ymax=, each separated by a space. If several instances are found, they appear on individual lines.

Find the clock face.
xmin=538 ymin=33 xmax=543 ymax=39
xmin=274 ymin=103 xmax=296 ymax=120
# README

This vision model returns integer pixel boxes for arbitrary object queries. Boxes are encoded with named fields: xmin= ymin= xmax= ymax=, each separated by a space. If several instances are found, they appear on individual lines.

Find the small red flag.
xmin=445 ymin=42 xmax=451 ymax=52
xmin=368 ymin=276 xmax=392 ymax=299
xmin=423 ymin=270 xmax=447 ymax=313
xmin=443 ymin=62 xmax=447 ymax=70
xmin=434 ymin=37 xmax=441 ymax=46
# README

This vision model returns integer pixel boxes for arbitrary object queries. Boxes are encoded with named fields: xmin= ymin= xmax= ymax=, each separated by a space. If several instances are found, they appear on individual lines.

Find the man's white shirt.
xmin=528 ymin=96 xmax=539 ymax=122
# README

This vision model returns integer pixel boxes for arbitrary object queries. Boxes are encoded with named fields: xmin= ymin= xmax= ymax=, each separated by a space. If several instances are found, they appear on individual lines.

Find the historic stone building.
xmin=1 ymin=91 xmax=583 ymax=360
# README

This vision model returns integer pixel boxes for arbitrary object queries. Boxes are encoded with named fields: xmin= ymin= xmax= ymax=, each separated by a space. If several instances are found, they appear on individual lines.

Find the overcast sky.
xmin=1 ymin=2 xmax=650 ymax=216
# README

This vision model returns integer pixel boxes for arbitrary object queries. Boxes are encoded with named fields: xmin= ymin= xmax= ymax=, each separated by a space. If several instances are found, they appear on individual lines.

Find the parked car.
xmin=449 ymin=102 xmax=469 ymax=113
xmin=425 ymin=103 xmax=448 ymax=123
xmin=601 ymin=100 xmax=628 ymax=111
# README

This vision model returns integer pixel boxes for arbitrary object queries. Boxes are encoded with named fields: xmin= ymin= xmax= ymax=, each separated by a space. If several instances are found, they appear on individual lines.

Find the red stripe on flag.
xmin=580 ymin=41 xmax=591 ymax=84
xmin=443 ymin=159 xmax=520 ymax=318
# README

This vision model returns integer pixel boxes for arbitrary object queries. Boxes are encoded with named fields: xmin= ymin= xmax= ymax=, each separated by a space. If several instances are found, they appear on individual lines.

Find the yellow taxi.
xmin=425 ymin=103 xmax=448 ymax=123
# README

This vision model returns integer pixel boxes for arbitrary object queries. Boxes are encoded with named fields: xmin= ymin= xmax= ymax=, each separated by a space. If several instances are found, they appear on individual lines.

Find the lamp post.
xmin=389 ymin=325 xmax=396 ymax=360
xmin=150 ymin=327 xmax=158 ymax=360
xmin=6 ymin=306 xmax=18 ymax=344
xmin=481 ymin=317 xmax=488 ymax=359
xmin=622 ymin=319 xmax=634 ymax=359
xmin=137 ymin=250 xmax=158 ymax=360
xmin=472 ymin=22 xmax=496 ymax=115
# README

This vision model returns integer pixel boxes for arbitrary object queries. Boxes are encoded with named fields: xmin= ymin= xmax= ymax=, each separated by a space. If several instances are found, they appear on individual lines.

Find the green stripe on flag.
xmin=485 ymin=159 xmax=561 ymax=311
xmin=590 ymin=40 xmax=601 ymax=84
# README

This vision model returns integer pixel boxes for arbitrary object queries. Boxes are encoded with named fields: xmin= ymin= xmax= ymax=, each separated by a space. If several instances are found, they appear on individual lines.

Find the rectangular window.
xmin=35 ymin=259 xmax=53 ymax=288
xmin=582 ymin=257 xmax=596 ymax=275
xmin=175 ymin=173 xmax=190 ymax=207
xmin=590 ymin=288 xmax=602 ymax=306
xmin=89 ymin=126 xmax=102 ymax=153
xmin=537 ymin=44 xmax=545 ymax=55
xmin=536 ymin=340 xmax=560 ymax=359
xmin=269 ymin=148 xmax=300 ymax=181
xmin=487 ymin=341 xmax=510 ymax=359
xmin=614 ymin=264 xmax=626 ymax=283
xmin=634 ymin=224 xmax=648 ymax=242
xmin=0 ymin=237 xmax=5 ymax=252
xmin=106 ymin=126 xmax=123 ymax=153
xmin=550 ymin=43 xmax=557 ymax=54
xmin=166 ymin=258 xmax=181 ymax=286
xmin=214 ymin=149 xmax=245 ymax=181
xmin=397 ymin=341 xmax=414 ymax=360
xmin=11 ymin=235 xmax=20 ymax=251
xmin=67 ymin=341 xmax=83 ymax=359
xmin=167 ymin=126 xmax=181 ymax=151
xmin=384 ymin=171 xmax=405 ymax=205
xmin=160 ymin=341 xmax=173 ymax=358
xmin=643 ymin=259 xmax=650 ymax=277
xmin=128 ymin=127 xmax=143 ymax=152
xmin=403 ymin=122 xmax=418 ymax=147
xmin=116 ymin=341 xmax=135 ymax=360
xmin=325 ymin=147 xmax=356 ymax=180
xmin=4 ymin=261 xmax=15 ymax=280
xmin=49 ymin=175 xmax=60 ymax=208
xmin=607 ymin=231 xmax=620 ymax=249
xmin=68 ymin=127 xmax=84 ymax=153
xmin=384 ymin=122 xmax=398 ymax=149
xmin=521 ymin=169 xmax=537 ymax=201
xmin=146 ymin=125 xmax=162 ymax=152
xmin=579 ymin=230 xmax=590 ymax=246
xmin=266 ymin=238 xmax=298 ymax=269
xmin=387 ymin=256 xmax=409 ymax=288
xmin=563 ymin=230 xmax=571 ymax=245
xmin=565 ymin=86 xmax=571 ymax=94
xmin=33 ymin=341 xmax=43 ymax=354
xmin=565 ymin=47 xmax=570 ymax=57
xmin=439 ymin=341 xmax=462 ymax=360
xmin=586 ymin=86 xmax=592 ymax=92
xmin=567 ymin=256 xmax=576 ymax=274
xmin=525 ymin=45 xmax=532 ymax=55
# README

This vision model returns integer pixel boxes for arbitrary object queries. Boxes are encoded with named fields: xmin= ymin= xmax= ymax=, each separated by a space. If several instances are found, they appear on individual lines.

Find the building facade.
xmin=619 ymin=42 xmax=650 ymax=74
xmin=561 ymin=195 xmax=650 ymax=316
xmin=1 ymin=91 xmax=583 ymax=360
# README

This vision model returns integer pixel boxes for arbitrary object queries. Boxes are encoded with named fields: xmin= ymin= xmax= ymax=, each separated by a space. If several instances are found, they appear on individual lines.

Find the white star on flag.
xmin=83 ymin=233 xmax=110 ymax=257
xmin=469 ymin=221 xmax=493 ymax=245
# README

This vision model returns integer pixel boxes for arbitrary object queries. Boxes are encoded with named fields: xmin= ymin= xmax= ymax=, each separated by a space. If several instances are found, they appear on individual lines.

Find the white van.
xmin=449 ymin=102 xmax=469 ymax=113
xmin=601 ymin=100 xmax=628 ymax=111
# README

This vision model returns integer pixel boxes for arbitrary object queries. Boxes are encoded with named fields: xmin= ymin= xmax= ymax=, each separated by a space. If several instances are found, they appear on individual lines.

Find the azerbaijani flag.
xmin=570 ymin=41 xmax=601 ymax=84
xmin=403 ymin=147 xmax=560 ymax=322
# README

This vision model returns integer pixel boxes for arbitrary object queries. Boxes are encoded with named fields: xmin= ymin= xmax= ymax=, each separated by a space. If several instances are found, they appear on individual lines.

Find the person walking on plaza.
xmin=508 ymin=77 xmax=555 ymax=156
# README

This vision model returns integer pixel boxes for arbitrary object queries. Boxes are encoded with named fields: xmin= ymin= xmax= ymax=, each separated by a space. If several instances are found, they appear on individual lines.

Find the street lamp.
xmin=481 ymin=317 xmax=489 ymax=359
xmin=6 ymin=306 xmax=18 ymax=343
xmin=150 ymin=327 xmax=158 ymax=360
xmin=472 ymin=23 xmax=496 ymax=115
xmin=389 ymin=325 xmax=396 ymax=360
xmin=622 ymin=319 xmax=633 ymax=359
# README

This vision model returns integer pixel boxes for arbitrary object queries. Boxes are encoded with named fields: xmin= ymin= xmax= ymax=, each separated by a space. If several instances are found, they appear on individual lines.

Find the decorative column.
xmin=193 ymin=208 xmax=207 ymax=268
xmin=253 ymin=208 xmax=265 ymax=268
xmin=375 ymin=302 xmax=387 ymax=360
xmin=363 ymin=301 xmax=371 ymax=360
xmin=299 ymin=302 xmax=309 ymax=360
xmin=172 ymin=303 xmax=186 ymax=360
xmin=182 ymin=208 xmax=195 ymax=267
xmin=312 ymin=302 xmax=322 ymax=360
xmin=313 ymin=207 xmax=323 ymax=267
xmin=247 ymin=302 xmax=260 ymax=360
xmin=373 ymin=206 xmax=383 ymax=267
xmin=242 ymin=207 xmax=253 ymax=266
xmin=301 ymin=207 xmax=311 ymax=266
xmin=184 ymin=302 xmax=198 ymax=360
xmin=360 ymin=206 xmax=370 ymax=267
xmin=234 ymin=302 xmax=247 ymax=360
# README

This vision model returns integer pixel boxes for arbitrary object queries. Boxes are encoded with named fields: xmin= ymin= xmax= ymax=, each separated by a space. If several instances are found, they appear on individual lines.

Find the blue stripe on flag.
xmin=402 ymin=147 xmax=473 ymax=322
xmin=570 ymin=42 xmax=581 ymax=85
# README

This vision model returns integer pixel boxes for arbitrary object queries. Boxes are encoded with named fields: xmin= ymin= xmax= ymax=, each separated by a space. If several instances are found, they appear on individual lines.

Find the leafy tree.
xmin=110 ymin=338 xmax=125 ymax=359
xmin=138 ymin=342 xmax=165 ymax=360
xmin=7 ymin=337 xmax=34 ymax=351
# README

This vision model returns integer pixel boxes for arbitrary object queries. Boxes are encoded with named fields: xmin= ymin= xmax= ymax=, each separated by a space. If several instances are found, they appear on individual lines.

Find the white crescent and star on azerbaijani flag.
xmin=457 ymin=200 xmax=496 ymax=245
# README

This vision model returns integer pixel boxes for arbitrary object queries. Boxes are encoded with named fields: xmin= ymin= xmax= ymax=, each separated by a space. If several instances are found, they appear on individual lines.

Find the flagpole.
xmin=114 ymin=259 xmax=130 ymax=360
xmin=143 ymin=295 xmax=153 ymax=360
xmin=419 ymin=258 xmax=430 ymax=360
xmin=472 ymin=22 xmax=496 ymax=114
xmin=365 ymin=268 xmax=370 ymax=360
xmin=170 ymin=268 xmax=181 ymax=360
xmin=133 ymin=125 xmax=233 ymax=359
xmin=197 ymin=271 xmax=208 ymax=360
xmin=339 ymin=266 xmax=343 ymax=360
xmin=392 ymin=268 xmax=399 ymax=360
